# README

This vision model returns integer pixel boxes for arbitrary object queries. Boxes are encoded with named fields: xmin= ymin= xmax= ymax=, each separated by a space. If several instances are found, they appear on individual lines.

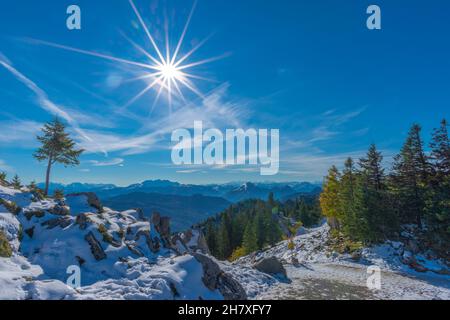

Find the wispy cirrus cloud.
xmin=0 ymin=159 xmax=13 ymax=173
xmin=0 ymin=118 xmax=41 ymax=146
xmin=79 ymin=84 xmax=251 ymax=155
xmin=1 ymin=56 xmax=251 ymax=158
xmin=87 ymin=158 xmax=124 ymax=167
xmin=0 ymin=56 xmax=111 ymax=153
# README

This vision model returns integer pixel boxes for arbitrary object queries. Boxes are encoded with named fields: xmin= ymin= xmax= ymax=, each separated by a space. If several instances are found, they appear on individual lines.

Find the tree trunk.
xmin=44 ymin=157 xmax=52 ymax=196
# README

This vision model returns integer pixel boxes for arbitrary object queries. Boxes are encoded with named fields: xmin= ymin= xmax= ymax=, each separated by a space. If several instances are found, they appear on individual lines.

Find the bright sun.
xmin=34 ymin=0 xmax=229 ymax=114
xmin=158 ymin=63 xmax=182 ymax=82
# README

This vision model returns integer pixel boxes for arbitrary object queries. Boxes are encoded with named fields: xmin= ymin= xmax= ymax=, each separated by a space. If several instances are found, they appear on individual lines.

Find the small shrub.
xmin=288 ymin=221 xmax=303 ymax=236
xmin=230 ymin=246 xmax=246 ymax=261
xmin=53 ymin=189 xmax=65 ymax=200
xmin=0 ymin=199 xmax=21 ymax=215
xmin=0 ymin=172 xmax=7 ymax=185
xmin=98 ymin=224 xmax=113 ymax=243
xmin=0 ymin=230 xmax=13 ymax=257
xmin=287 ymin=240 xmax=295 ymax=250
xmin=11 ymin=175 xmax=22 ymax=190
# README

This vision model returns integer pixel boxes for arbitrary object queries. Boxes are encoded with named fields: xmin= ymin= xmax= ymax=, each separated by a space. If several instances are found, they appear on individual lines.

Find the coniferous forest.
xmin=320 ymin=120 xmax=449 ymax=259
xmin=200 ymin=193 xmax=322 ymax=261
xmin=200 ymin=120 xmax=449 ymax=262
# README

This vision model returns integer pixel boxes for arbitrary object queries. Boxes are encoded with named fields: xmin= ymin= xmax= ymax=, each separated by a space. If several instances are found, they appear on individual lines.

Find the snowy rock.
xmin=84 ymin=231 xmax=107 ymax=261
xmin=192 ymin=252 xmax=247 ymax=300
xmin=41 ymin=216 xmax=72 ymax=229
xmin=253 ymin=256 xmax=287 ymax=277
xmin=180 ymin=228 xmax=210 ymax=254
xmin=66 ymin=192 xmax=103 ymax=213
xmin=47 ymin=204 xmax=70 ymax=216
xmin=75 ymin=213 xmax=88 ymax=230
xmin=151 ymin=212 xmax=171 ymax=246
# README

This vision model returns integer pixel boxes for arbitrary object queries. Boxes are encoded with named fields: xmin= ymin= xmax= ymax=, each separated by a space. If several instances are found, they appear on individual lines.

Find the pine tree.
xmin=216 ymin=215 xmax=232 ymax=259
xmin=320 ymin=166 xmax=342 ymax=230
xmin=255 ymin=213 xmax=265 ymax=249
xmin=267 ymin=192 xmax=276 ymax=208
xmin=426 ymin=119 xmax=450 ymax=256
xmin=242 ymin=221 xmax=258 ymax=254
xmin=429 ymin=119 xmax=450 ymax=178
xmin=34 ymin=118 xmax=84 ymax=196
xmin=263 ymin=207 xmax=282 ymax=246
xmin=11 ymin=174 xmax=22 ymax=189
xmin=359 ymin=144 xmax=384 ymax=190
xmin=0 ymin=172 xmax=6 ymax=185
xmin=204 ymin=222 xmax=217 ymax=256
xmin=339 ymin=158 xmax=358 ymax=236
xmin=298 ymin=199 xmax=308 ymax=224
xmin=391 ymin=124 xmax=429 ymax=228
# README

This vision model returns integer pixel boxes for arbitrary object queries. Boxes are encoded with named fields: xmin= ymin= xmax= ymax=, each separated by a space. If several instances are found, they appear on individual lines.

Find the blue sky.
xmin=0 ymin=0 xmax=449 ymax=186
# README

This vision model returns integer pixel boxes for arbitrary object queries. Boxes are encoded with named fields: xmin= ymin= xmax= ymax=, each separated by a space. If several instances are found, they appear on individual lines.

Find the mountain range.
xmin=39 ymin=180 xmax=321 ymax=230
xmin=40 ymin=180 xmax=321 ymax=201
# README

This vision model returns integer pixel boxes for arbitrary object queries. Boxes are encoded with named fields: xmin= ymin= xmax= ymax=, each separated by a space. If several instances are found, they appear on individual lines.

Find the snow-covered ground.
xmin=235 ymin=223 xmax=450 ymax=300
xmin=0 ymin=185 xmax=246 ymax=300
xmin=1 ymin=184 xmax=448 ymax=300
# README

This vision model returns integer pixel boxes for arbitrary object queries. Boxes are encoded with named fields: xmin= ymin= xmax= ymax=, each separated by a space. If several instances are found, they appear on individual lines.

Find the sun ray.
xmin=149 ymin=82 xmax=166 ymax=116
xmin=172 ymin=78 xmax=187 ymax=103
xmin=173 ymin=33 xmax=214 ymax=68
xmin=129 ymin=0 xmax=166 ymax=63
xmin=178 ymin=77 xmax=204 ymax=99
xmin=164 ymin=10 xmax=171 ymax=65
xmin=121 ymin=75 xmax=163 ymax=109
xmin=177 ymin=52 xmax=231 ymax=70
xmin=122 ymin=71 xmax=163 ymax=84
xmin=171 ymin=0 xmax=198 ymax=65
xmin=119 ymin=30 xmax=162 ymax=66
xmin=29 ymin=39 xmax=159 ymax=71
xmin=28 ymin=1 xmax=227 ymax=112
xmin=180 ymin=72 xmax=218 ymax=83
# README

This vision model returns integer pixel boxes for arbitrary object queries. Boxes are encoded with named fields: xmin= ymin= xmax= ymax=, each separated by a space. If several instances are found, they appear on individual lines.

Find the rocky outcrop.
xmin=75 ymin=213 xmax=88 ymax=230
xmin=0 ymin=199 xmax=21 ymax=215
xmin=48 ymin=204 xmax=70 ymax=216
xmin=253 ymin=256 xmax=287 ymax=277
xmin=41 ymin=217 xmax=72 ymax=229
xmin=181 ymin=228 xmax=210 ymax=254
xmin=24 ymin=209 xmax=45 ymax=221
xmin=135 ymin=229 xmax=161 ymax=253
xmin=151 ymin=212 xmax=171 ymax=247
xmin=24 ymin=226 xmax=35 ymax=238
xmin=192 ymin=252 xmax=247 ymax=300
xmin=67 ymin=192 xmax=103 ymax=213
xmin=84 ymin=231 xmax=106 ymax=261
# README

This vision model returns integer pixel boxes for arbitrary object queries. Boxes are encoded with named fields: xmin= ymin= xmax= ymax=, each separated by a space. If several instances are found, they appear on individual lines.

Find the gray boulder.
xmin=192 ymin=252 xmax=247 ymax=300
xmin=253 ymin=256 xmax=287 ymax=277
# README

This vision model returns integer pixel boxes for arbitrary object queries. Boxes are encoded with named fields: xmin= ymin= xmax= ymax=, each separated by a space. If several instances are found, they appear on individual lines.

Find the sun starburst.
xmin=31 ymin=0 xmax=228 ymax=114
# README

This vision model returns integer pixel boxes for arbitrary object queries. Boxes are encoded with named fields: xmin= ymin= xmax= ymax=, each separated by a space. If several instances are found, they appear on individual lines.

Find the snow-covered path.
xmin=256 ymin=263 xmax=450 ymax=300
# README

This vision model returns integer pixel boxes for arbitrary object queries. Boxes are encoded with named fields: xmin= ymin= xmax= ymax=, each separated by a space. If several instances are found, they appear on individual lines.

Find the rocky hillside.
xmin=0 ymin=184 xmax=251 ymax=300
xmin=1 ymin=183 xmax=448 ymax=300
